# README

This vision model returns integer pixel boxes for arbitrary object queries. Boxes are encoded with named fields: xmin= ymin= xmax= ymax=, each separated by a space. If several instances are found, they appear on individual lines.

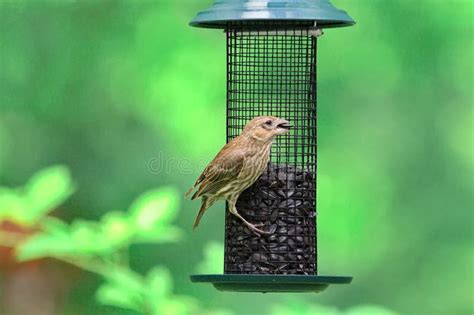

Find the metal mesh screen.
xmin=224 ymin=22 xmax=318 ymax=275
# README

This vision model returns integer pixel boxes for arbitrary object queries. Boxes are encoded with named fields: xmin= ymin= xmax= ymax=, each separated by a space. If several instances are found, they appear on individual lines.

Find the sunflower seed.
xmin=225 ymin=163 xmax=317 ymax=275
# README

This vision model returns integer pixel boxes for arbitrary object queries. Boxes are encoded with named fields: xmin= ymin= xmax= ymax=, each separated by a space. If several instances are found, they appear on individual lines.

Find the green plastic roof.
xmin=190 ymin=0 xmax=355 ymax=29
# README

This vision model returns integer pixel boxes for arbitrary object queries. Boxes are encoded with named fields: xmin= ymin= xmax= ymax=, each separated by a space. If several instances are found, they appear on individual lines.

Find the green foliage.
xmin=95 ymin=266 xmax=200 ymax=315
xmin=129 ymin=187 xmax=183 ymax=243
xmin=17 ymin=186 xmax=182 ymax=261
xmin=0 ymin=165 xmax=74 ymax=225
xmin=96 ymin=267 xmax=146 ymax=312
xmin=15 ymin=182 xmax=188 ymax=314
xmin=144 ymin=267 xmax=198 ymax=315
xmin=2 ymin=165 xmax=225 ymax=315
xmin=25 ymin=166 xmax=75 ymax=221
xmin=272 ymin=300 xmax=398 ymax=315
xmin=4 ymin=167 xmax=236 ymax=315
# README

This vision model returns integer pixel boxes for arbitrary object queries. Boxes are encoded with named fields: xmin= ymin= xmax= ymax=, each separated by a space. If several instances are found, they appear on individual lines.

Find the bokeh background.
xmin=0 ymin=0 xmax=473 ymax=315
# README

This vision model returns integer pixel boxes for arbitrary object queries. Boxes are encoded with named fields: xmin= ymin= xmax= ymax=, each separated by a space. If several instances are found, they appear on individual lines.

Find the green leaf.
xmin=145 ymin=266 xmax=198 ymax=315
xmin=95 ymin=284 xmax=141 ymax=311
xmin=129 ymin=187 xmax=179 ymax=231
xmin=134 ymin=226 xmax=182 ymax=244
xmin=147 ymin=266 xmax=173 ymax=299
xmin=95 ymin=283 xmax=142 ymax=312
xmin=101 ymin=211 xmax=134 ymax=247
xmin=0 ymin=187 xmax=28 ymax=223
xmin=154 ymin=297 xmax=198 ymax=315
xmin=16 ymin=230 xmax=73 ymax=261
xmin=17 ymin=217 xmax=125 ymax=261
xmin=70 ymin=220 xmax=109 ymax=255
xmin=16 ymin=217 xmax=75 ymax=261
xmin=96 ymin=268 xmax=145 ymax=312
xmin=41 ymin=217 xmax=70 ymax=236
xmin=25 ymin=165 xmax=74 ymax=222
xmin=105 ymin=267 xmax=145 ymax=294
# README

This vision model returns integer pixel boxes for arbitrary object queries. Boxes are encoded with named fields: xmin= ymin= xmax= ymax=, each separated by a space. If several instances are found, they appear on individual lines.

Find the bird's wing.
xmin=190 ymin=143 xmax=245 ymax=200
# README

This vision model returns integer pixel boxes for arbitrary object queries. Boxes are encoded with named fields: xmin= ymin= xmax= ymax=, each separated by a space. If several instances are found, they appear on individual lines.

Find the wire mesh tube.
xmin=224 ymin=22 xmax=318 ymax=275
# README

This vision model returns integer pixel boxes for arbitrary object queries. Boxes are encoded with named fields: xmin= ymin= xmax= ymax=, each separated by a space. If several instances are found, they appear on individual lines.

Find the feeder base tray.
xmin=190 ymin=274 xmax=352 ymax=293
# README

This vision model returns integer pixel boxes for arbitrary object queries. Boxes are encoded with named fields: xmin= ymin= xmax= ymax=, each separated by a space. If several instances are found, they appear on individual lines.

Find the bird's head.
xmin=242 ymin=116 xmax=292 ymax=142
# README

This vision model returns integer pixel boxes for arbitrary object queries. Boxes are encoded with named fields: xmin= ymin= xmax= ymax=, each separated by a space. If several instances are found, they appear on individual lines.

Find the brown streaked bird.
xmin=185 ymin=116 xmax=291 ymax=235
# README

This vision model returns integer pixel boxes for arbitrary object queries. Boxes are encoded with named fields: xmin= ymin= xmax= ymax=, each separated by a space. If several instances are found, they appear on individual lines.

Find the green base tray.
xmin=190 ymin=274 xmax=352 ymax=293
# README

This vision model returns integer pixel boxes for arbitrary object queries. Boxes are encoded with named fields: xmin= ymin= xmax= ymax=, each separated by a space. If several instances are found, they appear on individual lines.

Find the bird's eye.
xmin=265 ymin=120 xmax=272 ymax=126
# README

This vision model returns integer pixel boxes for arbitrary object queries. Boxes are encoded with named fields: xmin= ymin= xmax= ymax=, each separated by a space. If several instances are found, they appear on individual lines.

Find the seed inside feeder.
xmin=224 ymin=163 xmax=316 ymax=275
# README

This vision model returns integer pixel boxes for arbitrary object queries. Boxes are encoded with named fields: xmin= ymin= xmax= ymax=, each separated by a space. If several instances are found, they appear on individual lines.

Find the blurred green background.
xmin=0 ymin=0 xmax=472 ymax=314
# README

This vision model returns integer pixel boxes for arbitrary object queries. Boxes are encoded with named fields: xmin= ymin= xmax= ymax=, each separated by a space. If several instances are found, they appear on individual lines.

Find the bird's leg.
xmin=228 ymin=201 xmax=270 ymax=236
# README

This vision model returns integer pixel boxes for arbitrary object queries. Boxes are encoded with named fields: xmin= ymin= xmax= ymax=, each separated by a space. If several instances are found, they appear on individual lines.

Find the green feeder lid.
xmin=190 ymin=0 xmax=355 ymax=29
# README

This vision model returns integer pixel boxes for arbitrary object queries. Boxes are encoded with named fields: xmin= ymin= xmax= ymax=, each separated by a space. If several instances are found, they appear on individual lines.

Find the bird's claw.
xmin=246 ymin=224 xmax=271 ymax=236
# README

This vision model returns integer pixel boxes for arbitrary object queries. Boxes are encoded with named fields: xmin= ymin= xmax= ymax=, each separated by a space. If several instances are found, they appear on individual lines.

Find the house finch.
xmin=185 ymin=116 xmax=291 ymax=235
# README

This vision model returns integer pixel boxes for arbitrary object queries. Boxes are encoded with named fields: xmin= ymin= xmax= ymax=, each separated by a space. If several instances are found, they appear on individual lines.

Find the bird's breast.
xmin=239 ymin=143 xmax=272 ymax=185
xmin=214 ymin=142 xmax=272 ymax=200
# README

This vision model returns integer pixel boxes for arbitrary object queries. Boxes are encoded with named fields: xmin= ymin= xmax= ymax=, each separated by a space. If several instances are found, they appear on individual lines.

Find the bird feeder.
xmin=190 ymin=0 xmax=355 ymax=293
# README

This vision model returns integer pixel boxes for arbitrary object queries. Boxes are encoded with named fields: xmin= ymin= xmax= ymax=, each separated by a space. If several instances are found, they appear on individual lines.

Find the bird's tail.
xmin=193 ymin=197 xmax=211 ymax=230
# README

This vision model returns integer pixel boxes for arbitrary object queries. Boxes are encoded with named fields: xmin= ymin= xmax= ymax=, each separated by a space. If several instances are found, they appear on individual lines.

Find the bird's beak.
xmin=276 ymin=119 xmax=292 ymax=130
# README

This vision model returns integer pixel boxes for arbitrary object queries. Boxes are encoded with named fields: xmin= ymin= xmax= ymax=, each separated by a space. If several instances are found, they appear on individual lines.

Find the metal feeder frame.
xmin=190 ymin=0 xmax=355 ymax=293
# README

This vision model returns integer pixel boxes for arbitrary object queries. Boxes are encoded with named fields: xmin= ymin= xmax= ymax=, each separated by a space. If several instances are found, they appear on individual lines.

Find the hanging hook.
xmin=309 ymin=28 xmax=324 ymax=37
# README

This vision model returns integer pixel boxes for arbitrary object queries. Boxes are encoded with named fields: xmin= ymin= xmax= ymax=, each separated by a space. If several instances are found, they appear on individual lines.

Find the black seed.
xmin=278 ymin=189 xmax=295 ymax=198
xmin=288 ymin=238 xmax=296 ymax=248
xmin=270 ymin=254 xmax=285 ymax=261
xmin=279 ymin=199 xmax=295 ymax=208
xmin=274 ymin=245 xmax=289 ymax=252
xmin=278 ymin=226 xmax=288 ymax=234
xmin=269 ymin=224 xmax=278 ymax=234
xmin=225 ymin=163 xmax=317 ymax=275
xmin=288 ymin=227 xmax=304 ymax=235
xmin=261 ymin=187 xmax=277 ymax=199
xmin=251 ymin=253 xmax=268 ymax=262
xmin=270 ymin=209 xmax=279 ymax=222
